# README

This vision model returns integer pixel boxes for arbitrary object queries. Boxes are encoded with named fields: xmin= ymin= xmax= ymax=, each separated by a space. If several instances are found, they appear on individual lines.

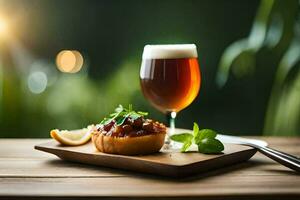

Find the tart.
xmin=92 ymin=117 xmax=166 ymax=155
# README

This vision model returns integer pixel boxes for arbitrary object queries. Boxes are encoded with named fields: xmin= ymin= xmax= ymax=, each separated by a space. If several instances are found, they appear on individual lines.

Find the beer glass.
xmin=140 ymin=44 xmax=201 ymax=145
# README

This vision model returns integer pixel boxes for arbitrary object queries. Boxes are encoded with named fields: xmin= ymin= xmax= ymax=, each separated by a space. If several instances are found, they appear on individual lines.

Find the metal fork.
xmin=216 ymin=134 xmax=300 ymax=172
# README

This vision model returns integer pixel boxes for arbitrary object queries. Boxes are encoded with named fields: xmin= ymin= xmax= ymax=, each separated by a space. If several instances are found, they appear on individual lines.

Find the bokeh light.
xmin=71 ymin=50 xmax=84 ymax=73
xmin=0 ymin=16 xmax=8 ymax=35
xmin=56 ymin=50 xmax=84 ymax=73
xmin=27 ymin=71 xmax=48 ymax=94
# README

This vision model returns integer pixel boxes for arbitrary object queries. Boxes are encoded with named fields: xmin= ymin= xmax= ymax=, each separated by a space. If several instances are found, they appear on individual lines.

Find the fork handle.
xmin=264 ymin=147 xmax=300 ymax=163
xmin=258 ymin=146 xmax=300 ymax=172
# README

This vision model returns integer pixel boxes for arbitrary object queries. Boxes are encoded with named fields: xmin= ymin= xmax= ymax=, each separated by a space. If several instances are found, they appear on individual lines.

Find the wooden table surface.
xmin=0 ymin=137 xmax=299 ymax=200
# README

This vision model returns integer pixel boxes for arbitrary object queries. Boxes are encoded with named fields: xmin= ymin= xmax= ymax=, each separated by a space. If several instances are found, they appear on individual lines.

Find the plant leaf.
xmin=181 ymin=140 xmax=192 ymax=152
xmin=197 ymin=138 xmax=224 ymax=154
xmin=193 ymin=122 xmax=199 ymax=137
xmin=128 ymin=112 xmax=141 ymax=120
xmin=137 ymin=111 xmax=148 ymax=116
xmin=200 ymin=129 xmax=217 ymax=139
xmin=116 ymin=116 xmax=128 ymax=126
xmin=99 ymin=104 xmax=150 ymax=126
xmin=193 ymin=122 xmax=200 ymax=142
xmin=195 ymin=129 xmax=217 ymax=144
xmin=115 ymin=105 xmax=123 ymax=113
xmin=170 ymin=133 xmax=193 ymax=143
xmin=128 ymin=104 xmax=133 ymax=112
xmin=99 ymin=117 xmax=111 ymax=125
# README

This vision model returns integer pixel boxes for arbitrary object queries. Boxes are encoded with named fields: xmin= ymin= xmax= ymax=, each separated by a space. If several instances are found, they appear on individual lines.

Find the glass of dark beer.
xmin=140 ymin=44 xmax=201 ymax=146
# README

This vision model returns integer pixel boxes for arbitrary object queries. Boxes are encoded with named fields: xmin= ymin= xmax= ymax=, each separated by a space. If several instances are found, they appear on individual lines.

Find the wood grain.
xmin=0 ymin=137 xmax=299 ymax=200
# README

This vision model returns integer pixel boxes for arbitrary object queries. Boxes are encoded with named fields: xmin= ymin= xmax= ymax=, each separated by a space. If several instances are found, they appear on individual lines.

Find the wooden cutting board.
xmin=35 ymin=136 xmax=257 ymax=177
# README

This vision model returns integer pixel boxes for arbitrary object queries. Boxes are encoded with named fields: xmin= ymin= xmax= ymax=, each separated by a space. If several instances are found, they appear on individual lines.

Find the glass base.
xmin=163 ymin=127 xmax=181 ymax=151
xmin=163 ymin=140 xmax=182 ymax=152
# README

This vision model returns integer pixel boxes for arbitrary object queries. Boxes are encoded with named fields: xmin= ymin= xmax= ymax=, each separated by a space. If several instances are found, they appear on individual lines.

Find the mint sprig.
xmin=170 ymin=122 xmax=224 ymax=154
xmin=100 ymin=104 xmax=148 ymax=126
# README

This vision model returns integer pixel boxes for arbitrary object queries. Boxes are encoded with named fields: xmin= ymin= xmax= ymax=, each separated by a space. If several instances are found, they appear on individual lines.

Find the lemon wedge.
xmin=50 ymin=125 xmax=94 ymax=146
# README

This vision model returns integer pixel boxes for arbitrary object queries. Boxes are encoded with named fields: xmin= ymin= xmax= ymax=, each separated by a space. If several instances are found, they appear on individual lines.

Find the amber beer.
xmin=140 ymin=44 xmax=201 ymax=113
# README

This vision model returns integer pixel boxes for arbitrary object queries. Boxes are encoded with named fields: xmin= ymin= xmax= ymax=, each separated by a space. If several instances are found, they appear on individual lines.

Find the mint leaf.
xmin=193 ymin=122 xmax=199 ymax=138
xmin=99 ymin=104 xmax=148 ymax=126
xmin=128 ymin=104 xmax=133 ymax=112
xmin=181 ymin=140 xmax=192 ymax=152
xmin=129 ymin=112 xmax=142 ymax=120
xmin=193 ymin=123 xmax=201 ymax=143
xmin=168 ymin=122 xmax=225 ymax=154
xmin=99 ymin=117 xmax=111 ymax=125
xmin=115 ymin=105 xmax=124 ymax=113
xmin=200 ymin=129 xmax=217 ymax=139
xmin=137 ymin=111 xmax=148 ymax=116
xmin=116 ymin=116 xmax=128 ymax=126
xmin=170 ymin=133 xmax=193 ymax=152
xmin=170 ymin=133 xmax=193 ymax=143
xmin=195 ymin=129 xmax=217 ymax=144
xmin=197 ymin=137 xmax=224 ymax=154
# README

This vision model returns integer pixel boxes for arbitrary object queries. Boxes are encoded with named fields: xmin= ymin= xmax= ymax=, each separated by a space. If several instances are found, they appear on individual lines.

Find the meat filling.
xmin=96 ymin=117 xmax=166 ymax=137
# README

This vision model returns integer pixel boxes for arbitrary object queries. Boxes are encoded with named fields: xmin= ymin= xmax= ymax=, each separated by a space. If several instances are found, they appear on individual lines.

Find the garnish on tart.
xmin=91 ymin=105 xmax=166 ymax=155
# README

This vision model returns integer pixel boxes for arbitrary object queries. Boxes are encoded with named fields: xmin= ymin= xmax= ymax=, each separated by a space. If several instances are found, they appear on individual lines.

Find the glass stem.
xmin=167 ymin=111 xmax=176 ymax=130
xmin=166 ymin=111 xmax=177 ymax=144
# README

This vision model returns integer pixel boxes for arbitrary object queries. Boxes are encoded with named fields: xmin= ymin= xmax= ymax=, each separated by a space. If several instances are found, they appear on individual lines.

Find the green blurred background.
xmin=0 ymin=0 xmax=299 ymax=137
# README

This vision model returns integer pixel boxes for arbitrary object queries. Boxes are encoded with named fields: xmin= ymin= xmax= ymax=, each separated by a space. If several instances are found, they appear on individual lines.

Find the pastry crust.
xmin=92 ymin=131 xmax=166 ymax=155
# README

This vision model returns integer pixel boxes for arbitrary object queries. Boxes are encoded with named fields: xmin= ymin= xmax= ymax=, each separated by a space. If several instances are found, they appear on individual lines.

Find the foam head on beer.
xmin=142 ymin=44 xmax=198 ymax=59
